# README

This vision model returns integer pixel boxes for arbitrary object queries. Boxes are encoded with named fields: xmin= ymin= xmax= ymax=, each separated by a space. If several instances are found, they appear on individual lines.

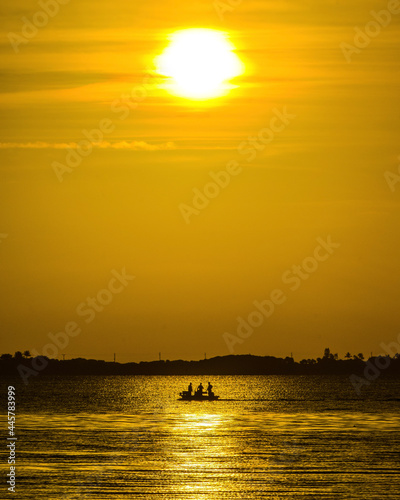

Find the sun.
xmin=155 ymin=28 xmax=244 ymax=100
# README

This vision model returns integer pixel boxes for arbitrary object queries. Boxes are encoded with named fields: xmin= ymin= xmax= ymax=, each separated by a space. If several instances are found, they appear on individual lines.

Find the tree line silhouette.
xmin=0 ymin=348 xmax=399 ymax=377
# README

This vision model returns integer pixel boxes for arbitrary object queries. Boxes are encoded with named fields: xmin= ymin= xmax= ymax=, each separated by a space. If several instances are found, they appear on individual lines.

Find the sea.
xmin=1 ymin=375 xmax=400 ymax=499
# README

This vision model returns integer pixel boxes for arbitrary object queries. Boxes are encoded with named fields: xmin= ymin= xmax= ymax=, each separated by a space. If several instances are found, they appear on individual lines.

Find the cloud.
xmin=98 ymin=141 xmax=176 ymax=151
xmin=0 ymin=141 xmax=176 ymax=151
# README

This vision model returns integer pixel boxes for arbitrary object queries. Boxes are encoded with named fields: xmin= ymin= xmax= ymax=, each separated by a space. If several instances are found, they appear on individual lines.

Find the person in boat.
xmin=196 ymin=382 xmax=204 ymax=395
xmin=187 ymin=383 xmax=193 ymax=396
xmin=207 ymin=382 xmax=213 ymax=397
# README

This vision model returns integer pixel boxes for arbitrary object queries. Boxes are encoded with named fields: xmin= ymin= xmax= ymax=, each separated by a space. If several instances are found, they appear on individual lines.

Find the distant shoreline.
xmin=1 ymin=352 xmax=399 ymax=380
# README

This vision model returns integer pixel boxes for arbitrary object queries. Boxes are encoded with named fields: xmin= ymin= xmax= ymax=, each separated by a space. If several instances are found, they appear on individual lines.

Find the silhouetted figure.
xmin=207 ymin=382 xmax=213 ymax=397
xmin=197 ymin=382 xmax=204 ymax=395
xmin=188 ymin=383 xmax=193 ymax=396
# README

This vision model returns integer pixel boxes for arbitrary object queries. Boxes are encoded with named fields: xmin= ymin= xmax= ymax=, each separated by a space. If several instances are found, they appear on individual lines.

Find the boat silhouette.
xmin=179 ymin=382 xmax=219 ymax=401
xmin=179 ymin=390 xmax=220 ymax=401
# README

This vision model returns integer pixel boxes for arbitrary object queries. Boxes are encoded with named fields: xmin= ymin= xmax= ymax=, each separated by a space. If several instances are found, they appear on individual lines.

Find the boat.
xmin=179 ymin=390 xmax=219 ymax=401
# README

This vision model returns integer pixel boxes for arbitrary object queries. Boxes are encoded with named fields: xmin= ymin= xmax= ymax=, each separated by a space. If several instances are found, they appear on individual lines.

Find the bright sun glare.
xmin=155 ymin=28 xmax=244 ymax=100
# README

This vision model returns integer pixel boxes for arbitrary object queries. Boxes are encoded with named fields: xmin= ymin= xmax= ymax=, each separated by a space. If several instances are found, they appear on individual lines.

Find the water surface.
xmin=2 ymin=375 xmax=399 ymax=499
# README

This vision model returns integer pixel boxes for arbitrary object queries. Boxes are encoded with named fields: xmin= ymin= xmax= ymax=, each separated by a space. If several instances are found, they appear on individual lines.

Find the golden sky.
xmin=0 ymin=0 xmax=399 ymax=361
